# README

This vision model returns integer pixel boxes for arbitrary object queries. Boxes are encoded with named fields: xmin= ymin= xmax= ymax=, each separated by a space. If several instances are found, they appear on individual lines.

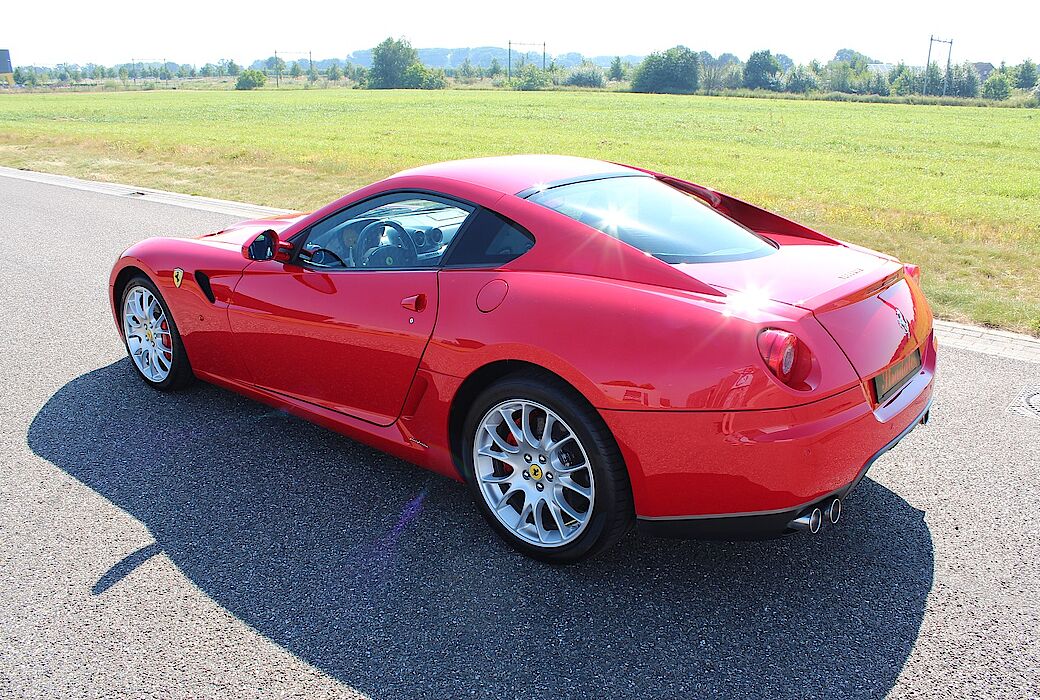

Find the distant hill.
xmin=250 ymin=46 xmax=645 ymax=72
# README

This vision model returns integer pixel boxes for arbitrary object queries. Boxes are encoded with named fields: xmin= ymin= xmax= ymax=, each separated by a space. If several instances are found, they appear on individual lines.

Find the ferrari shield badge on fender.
xmin=173 ymin=268 xmax=184 ymax=288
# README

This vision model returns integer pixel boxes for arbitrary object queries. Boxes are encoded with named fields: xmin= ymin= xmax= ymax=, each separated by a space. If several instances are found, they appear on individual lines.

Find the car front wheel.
xmin=463 ymin=371 xmax=633 ymax=564
xmin=120 ymin=276 xmax=193 ymax=390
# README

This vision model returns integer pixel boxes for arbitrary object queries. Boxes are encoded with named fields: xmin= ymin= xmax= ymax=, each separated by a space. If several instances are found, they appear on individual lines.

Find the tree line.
xmin=11 ymin=40 xmax=1038 ymax=104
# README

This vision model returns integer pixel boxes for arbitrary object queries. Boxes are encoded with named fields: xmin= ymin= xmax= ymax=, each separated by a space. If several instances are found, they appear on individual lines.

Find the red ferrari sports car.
xmin=109 ymin=155 xmax=935 ymax=563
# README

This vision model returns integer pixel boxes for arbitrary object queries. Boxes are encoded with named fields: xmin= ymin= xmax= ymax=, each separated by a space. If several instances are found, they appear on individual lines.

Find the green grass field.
xmin=1 ymin=89 xmax=1038 ymax=333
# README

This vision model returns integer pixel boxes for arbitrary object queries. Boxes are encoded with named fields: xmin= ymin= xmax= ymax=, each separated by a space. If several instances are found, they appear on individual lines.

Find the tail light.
xmin=757 ymin=329 xmax=812 ymax=389
xmin=904 ymin=263 xmax=922 ymax=284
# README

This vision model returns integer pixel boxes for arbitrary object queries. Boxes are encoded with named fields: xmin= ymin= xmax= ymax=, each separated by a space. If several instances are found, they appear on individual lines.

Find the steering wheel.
xmin=355 ymin=220 xmax=418 ymax=268
xmin=305 ymin=246 xmax=349 ymax=268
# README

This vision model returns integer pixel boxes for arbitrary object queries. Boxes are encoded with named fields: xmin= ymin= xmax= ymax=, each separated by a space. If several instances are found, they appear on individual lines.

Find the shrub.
xmin=402 ymin=63 xmax=447 ymax=89
xmin=514 ymin=63 xmax=550 ymax=91
xmin=564 ymin=64 xmax=605 ymax=88
xmin=982 ymin=72 xmax=1012 ymax=100
xmin=631 ymin=46 xmax=699 ymax=94
xmin=235 ymin=69 xmax=266 ymax=90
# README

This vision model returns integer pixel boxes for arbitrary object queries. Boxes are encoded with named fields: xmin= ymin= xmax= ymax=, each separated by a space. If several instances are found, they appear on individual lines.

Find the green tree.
xmin=458 ymin=58 xmax=477 ymax=83
xmin=699 ymin=54 xmax=726 ymax=94
xmin=118 ymin=66 xmax=129 ymax=86
xmin=891 ymin=70 xmax=915 ymax=96
xmin=289 ymin=61 xmax=302 ymax=78
xmin=982 ymin=71 xmax=1012 ymax=100
xmin=308 ymin=66 xmax=320 ymax=83
xmin=608 ymin=56 xmax=624 ymax=81
xmin=235 ymin=69 xmax=267 ymax=90
xmin=923 ymin=61 xmax=943 ymax=95
xmin=631 ymin=46 xmax=699 ymax=94
xmin=953 ymin=62 xmax=980 ymax=98
xmin=784 ymin=64 xmax=819 ymax=93
xmin=487 ymin=57 xmax=502 ymax=78
xmin=222 ymin=59 xmax=241 ymax=76
xmin=13 ymin=66 xmax=38 ymax=86
xmin=743 ymin=50 xmax=781 ymax=90
xmin=327 ymin=64 xmax=342 ymax=81
xmin=369 ymin=37 xmax=420 ymax=88
xmin=1017 ymin=59 xmax=1038 ymax=89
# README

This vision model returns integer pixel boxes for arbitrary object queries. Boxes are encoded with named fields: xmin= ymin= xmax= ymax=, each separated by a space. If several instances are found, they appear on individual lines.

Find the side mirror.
xmin=273 ymin=240 xmax=295 ymax=263
xmin=244 ymin=229 xmax=278 ymax=261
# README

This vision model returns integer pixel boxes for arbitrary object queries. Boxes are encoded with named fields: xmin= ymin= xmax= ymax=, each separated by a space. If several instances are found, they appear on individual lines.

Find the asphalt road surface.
xmin=2 ymin=173 xmax=1038 ymax=699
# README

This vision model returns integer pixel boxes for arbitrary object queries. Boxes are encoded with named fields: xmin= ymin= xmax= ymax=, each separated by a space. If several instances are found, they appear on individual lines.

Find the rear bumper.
xmin=635 ymin=398 xmax=932 ymax=539
xmin=602 ymin=332 xmax=936 ymax=536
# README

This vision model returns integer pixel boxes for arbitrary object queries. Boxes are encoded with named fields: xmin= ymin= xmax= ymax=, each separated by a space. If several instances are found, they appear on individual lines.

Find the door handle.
xmin=401 ymin=293 xmax=427 ymax=312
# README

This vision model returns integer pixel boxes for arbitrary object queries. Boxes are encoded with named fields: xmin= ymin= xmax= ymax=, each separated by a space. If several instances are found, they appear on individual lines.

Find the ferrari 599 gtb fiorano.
xmin=110 ymin=155 xmax=935 ymax=563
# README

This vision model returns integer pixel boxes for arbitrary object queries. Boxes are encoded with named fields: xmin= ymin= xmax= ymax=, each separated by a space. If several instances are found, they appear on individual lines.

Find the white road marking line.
xmin=0 ymin=165 xmax=293 ymax=219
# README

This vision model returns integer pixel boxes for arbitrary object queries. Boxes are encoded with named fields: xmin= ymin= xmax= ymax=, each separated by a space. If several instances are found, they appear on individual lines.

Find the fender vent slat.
xmin=194 ymin=271 xmax=216 ymax=303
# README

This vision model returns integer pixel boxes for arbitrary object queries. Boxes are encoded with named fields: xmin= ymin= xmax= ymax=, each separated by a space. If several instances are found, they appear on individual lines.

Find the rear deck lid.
xmin=677 ymin=242 xmax=932 ymax=379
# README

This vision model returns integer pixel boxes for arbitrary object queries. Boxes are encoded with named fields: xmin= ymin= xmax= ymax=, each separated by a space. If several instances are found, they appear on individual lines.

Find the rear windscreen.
xmin=528 ymin=176 xmax=775 ymax=264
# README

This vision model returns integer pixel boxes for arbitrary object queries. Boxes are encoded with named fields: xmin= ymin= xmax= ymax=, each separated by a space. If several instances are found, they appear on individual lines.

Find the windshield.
xmin=527 ymin=176 xmax=775 ymax=264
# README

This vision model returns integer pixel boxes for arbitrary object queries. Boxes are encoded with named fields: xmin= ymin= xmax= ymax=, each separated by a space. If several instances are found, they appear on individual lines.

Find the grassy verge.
xmin=1 ymin=89 xmax=1037 ymax=333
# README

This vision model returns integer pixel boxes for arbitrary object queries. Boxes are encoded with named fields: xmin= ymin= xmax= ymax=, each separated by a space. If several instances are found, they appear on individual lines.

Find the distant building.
xmin=0 ymin=49 xmax=12 ymax=86
xmin=866 ymin=63 xmax=895 ymax=75
xmin=973 ymin=63 xmax=995 ymax=81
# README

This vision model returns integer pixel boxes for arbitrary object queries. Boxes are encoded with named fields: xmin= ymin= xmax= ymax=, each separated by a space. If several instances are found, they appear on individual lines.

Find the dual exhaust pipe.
xmin=788 ymin=498 xmax=842 ymax=534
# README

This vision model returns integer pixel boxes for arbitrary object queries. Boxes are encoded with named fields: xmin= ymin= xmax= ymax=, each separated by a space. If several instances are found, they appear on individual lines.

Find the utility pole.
xmin=309 ymin=50 xmax=313 ymax=76
xmin=924 ymin=35 xmax=933 ymax=94
xmin=542 ymin=43 xmax=546 ymax=70
xmin=943 ymin=39 xmax=953 ymax=96
xmin=508 ymin=40 xmax=511 ymax=81
xmin=274 ymin=49 xmax=280 ymax=87
xmin=923 ymin=35 xmax=953 ymax=95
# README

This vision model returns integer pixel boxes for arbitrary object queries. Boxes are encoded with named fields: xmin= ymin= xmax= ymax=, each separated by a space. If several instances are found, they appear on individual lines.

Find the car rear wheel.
xmin=120 ymin=276 xmax=193 ymax=390
xmin=463 ymin=371 xmax=633 ymax=564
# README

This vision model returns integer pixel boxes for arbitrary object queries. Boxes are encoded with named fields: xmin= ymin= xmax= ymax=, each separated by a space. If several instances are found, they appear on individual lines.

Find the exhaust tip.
xmin=827 ymin=498 xmax=842 ymax=525
xmin=789 ymin=507 xmax=823 ymax=534
xmin=920 ymin=410 xmax=931 ymax=426
xmin=809 ymin=507 xmax=823 ymax=533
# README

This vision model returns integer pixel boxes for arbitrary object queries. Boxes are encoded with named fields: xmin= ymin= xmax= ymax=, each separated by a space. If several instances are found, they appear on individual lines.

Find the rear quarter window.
xmin=444 ymin=209 xmax=534 ymax=267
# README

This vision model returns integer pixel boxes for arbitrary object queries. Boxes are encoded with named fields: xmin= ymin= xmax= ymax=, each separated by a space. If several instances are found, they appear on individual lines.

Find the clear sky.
xmin=5 ymin=0 xmax=1035 ymax=67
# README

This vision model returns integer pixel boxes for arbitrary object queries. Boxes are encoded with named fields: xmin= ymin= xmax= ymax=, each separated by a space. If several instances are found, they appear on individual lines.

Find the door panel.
xmin=227 ymin=262 xmax=438 ymax=426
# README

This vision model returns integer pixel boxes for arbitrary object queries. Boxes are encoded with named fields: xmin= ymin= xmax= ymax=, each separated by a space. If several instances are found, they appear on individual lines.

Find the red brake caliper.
xmin=160 ymin=320 xmax=172 ymax=359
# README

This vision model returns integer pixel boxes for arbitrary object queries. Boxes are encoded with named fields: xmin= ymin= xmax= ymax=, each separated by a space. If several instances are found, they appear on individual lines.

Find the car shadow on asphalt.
xmin=29 ymin=360 xmax=934 ymax=699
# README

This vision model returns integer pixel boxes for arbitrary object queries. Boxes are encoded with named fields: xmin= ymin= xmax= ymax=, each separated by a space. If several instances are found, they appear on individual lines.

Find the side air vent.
xmin=194 ymin=271 xmax=216 ymax=303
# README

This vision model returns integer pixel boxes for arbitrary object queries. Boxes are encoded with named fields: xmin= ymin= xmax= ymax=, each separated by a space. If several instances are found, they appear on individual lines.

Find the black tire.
xmin=462 ymin=370 xmax=634 ymax=564
xmin=119 ymin=275 xmax=194 ymax=391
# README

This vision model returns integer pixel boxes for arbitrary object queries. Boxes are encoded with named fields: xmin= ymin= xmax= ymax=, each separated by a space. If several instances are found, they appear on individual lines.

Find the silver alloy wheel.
xmin=473 ymin=399 xmax=595 ymax=548
xmin=122 ymin=285 xmax=174 ymax=383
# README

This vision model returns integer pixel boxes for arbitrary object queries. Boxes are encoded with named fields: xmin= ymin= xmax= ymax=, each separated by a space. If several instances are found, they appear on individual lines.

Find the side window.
xmin=299 ymin=194 xmax=473 ymax=270
xmin=444 ymin=209 xmax=535 ymax=267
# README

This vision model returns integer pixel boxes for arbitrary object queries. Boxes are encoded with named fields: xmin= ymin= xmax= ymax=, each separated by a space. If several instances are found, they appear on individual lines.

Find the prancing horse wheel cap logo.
xmin=172 ymin=268 xmax=184 ymax=288
xmin=529 ymin=464 xmax=543 ymax=480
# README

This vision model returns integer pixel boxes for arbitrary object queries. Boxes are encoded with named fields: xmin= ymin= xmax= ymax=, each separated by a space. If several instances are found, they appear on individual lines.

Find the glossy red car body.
xmin=109 ymin=155 xmax=935 ymax=537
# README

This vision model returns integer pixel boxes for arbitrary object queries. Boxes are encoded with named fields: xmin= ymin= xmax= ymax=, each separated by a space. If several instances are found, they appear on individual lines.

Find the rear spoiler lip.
xmin=707 ymin=261 xmax=905 ymax=314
